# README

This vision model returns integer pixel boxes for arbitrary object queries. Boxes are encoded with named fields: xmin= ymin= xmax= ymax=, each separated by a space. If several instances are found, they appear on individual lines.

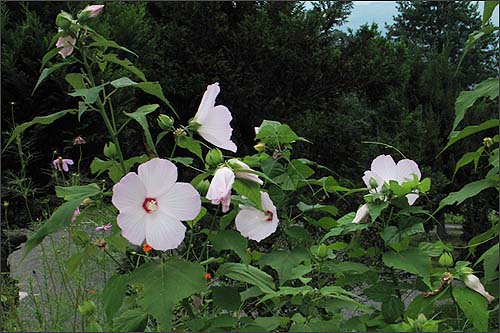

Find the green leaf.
xmin=453 ymin=147 xmax=484 ymax=178
xmin=452 ymin=286 xmax=489 ymax=332
xmin=40 ymin=48 xmax=62 ymax=69
xmin=22 ymin=199 xmax=85 ymax=260
xmin=55 ymin=184 xmax=101 ymax=201
xmin=110 ymin=77 xmax=177 ymax=117
xmin=176 ymin=135 xmax=203 ymax=161
xmin=106 ymin=235 xmax=128 ymax=254
xmin=363 ymin=282 xmax=397 ymax=302
xmin=111 ymin=309 xmax=147 ymax=332
xmin=381 ymin=222 xmax=424 ymax=251
xmin=68 ymin=85 xmax=104 ymax=104
xmin=475 ymin=243 xmax=499 ymax=283
xmin=218 ymin=263 xmax=275 ymax=293
xmin=255 ymin=120 xmax=300 ymax=145
xmin=33 ymin=59 xmax=76 ymax=94
xmin=285 ymin=225 xmax=313 ymax=244
xmin=437 ymin=177 xmax=498 ymax=212
xmin=88 ymin=36 xmax=138 ymax=58
xmin=367 ymin=201 xmax=389 ymax=222
xmin=129 ymin=259 xmax=206 ymax=331
xmin=212 ymin=286 xmax=241 ymax=311
xmin=258 ymin=248 xmax=310 ymax=285
xmin=483 ymin=1 xmax=499 ymax=25
xmin=381 ymin=297 xmax=404 ymax=323
xmin=65 ymin=73 xmax=86 ymax=90
xmin=125 ymin=104 xmax=159 ymax=155
xmin=103 ymin=274 xmax=128 ymax=321
xmin=254 ymin=317 xmax=281 ymax=331
xmin=382 ymin=249 xmax=432 ymax=285
xmin=232 ymin=179 xmax=262 ymax=210
xmin=104 ymin=54 xmax=146 ymax=81
xmin=209 ymin=230 xmax=249 ymax=263
xmin=417 ymin=177 xmax=431 ymax=193
xmin=443 ymin=119 xmax=499 ymax=152
xmin=3 ymin=109 xmax=76 ymax=153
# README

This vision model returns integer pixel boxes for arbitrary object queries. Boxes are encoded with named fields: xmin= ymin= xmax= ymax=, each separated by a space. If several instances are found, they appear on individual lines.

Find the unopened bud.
xmin=103 ymin=142 xmax=117 ymax=158
xmin=174 ymin=128 xmax=187 ymax=137
xmin=464 ymin=274 xmax=495 ymax=303
xmin=438 ymin=252 xmax=453 ymax=267
xmin=317 ymin=244 xmax=328 ymax=258
xmin=205 ymin=148 xmax=224 ymax=166
xmin=56 ymin=11 xmax=74 ymax=29
xmin=157 ymin=114 xmax=174 ymax=130
xmin=369 ymin=177 xmax=378 ymax=189
xmin=254 ymin=142 xmax=266 ymax=152
xmin=77 ymin=300 xmax=96 ymax=316
xmin=195 ymin=179 xmax=210 ymax=195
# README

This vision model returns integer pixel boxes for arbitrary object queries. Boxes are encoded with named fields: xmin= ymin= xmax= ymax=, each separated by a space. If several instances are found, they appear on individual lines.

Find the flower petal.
xmin=145 ymin=210 xmax=186 ymax=251
xmin=157 ymin=183 xmax=201 ymax=221
xmin=117 ymin=208 xmax=147 ymax=245
xmin=362 ymin=170 xmax=384 ymax=191
xmin=138 ymin=158 xmax=177 ymax=198
xmin=197 ymin=105 xmax=237 ymax=152
xmin=406 ymin=193 xmax=419 ymax=206
xmin=396 ymin=159 xmax=421 ymax=183
xmin=353 ymin=203 xmax=369 ymax=223
xmin=112 ymin=172 xmax=147 ymax=211
xmin=194 ymin=82 xmax=220 ymax=124
xmin=232 ymin=159 xmax=263 ymax=185
xmin=370 ymin=154 xmax=397 ymax=183
xmin=236 ymin=192 xmax=278 ymax=242
xmin=206 ymin=167 xmax=235 ymax=205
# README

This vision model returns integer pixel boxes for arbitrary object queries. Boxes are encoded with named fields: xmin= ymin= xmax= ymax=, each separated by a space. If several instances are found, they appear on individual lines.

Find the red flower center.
xmin=264 ymin=210 xmax=273 ymax=222
xmin=142 ymin=198 xmax=158 ymax=214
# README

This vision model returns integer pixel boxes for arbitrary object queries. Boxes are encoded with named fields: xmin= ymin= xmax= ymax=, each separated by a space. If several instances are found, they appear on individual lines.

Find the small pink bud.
xmin=82 ymin=5 xmax=104 ymax=18
xmin=95 ymin=223 xmax=112 ymax=232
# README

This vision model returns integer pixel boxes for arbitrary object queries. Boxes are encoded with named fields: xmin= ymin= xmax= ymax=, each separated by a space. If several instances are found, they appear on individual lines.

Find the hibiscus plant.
xmin=6 ymin=4 xmax=497 ymax=332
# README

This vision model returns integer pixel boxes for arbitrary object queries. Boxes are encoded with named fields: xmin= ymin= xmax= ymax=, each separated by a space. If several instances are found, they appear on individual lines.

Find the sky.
xmin=337 ymin=1 xmax=500 ymax=33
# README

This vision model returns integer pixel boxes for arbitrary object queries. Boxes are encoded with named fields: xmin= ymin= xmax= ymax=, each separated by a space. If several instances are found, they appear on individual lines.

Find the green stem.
xmin=198 ymin=206 xmax=220 ymax=263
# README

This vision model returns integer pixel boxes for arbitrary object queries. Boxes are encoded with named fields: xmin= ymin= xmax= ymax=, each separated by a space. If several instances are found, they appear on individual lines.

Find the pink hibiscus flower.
xmin=56 ymin=34 xmax=76 ymax=58
xmin=235 ymin=192 xmax=279 ymax=242
xmin=206 ymin=167 xmax=235 ymax=213
xmin=111 ymin=158 xmax=201 ymax=251
xmin=193 ymin=83 xmax=237 ymax=152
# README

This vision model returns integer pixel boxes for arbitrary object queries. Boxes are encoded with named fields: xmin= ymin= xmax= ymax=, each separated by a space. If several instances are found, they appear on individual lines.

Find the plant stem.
xmin=198 ymin=206 xmax=220 ymax=263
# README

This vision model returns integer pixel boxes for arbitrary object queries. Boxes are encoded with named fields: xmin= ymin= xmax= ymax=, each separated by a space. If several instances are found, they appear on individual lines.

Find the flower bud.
xmin=157 ymin=114 xmax=174 ymax=130
xmin=194 ymin=179 xmax=210 ymax=195
xmin=438 ymin=252 xmax=453 ymax=267
xmin=254 ymin=142 xmax=266 ymax=152
xmin=174 ymin=128 xmax=187 ymax=137
xmin=56 ymin=11 xmax=74 ymax=29
xmin=78 ymin=4 xmax=104 ymax=20
xmin=369 ymin=177 xmax=378 ymax=189
xmin=317 ymin=243 xmax=328 ymax=258
xmin=464 ymin=274 xmax=495 ymax=303
xmin=77 ymin=300 xmax=96 ymax=316
xmin=103 ymin=142 xmax=117 ymax=158
xmin=206 ymin=149 xmax=224 ymax=167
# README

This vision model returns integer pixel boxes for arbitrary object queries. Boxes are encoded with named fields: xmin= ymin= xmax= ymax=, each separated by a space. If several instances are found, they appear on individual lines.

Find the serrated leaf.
xmin=129 ymin=259 xmax=205 ymax=331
